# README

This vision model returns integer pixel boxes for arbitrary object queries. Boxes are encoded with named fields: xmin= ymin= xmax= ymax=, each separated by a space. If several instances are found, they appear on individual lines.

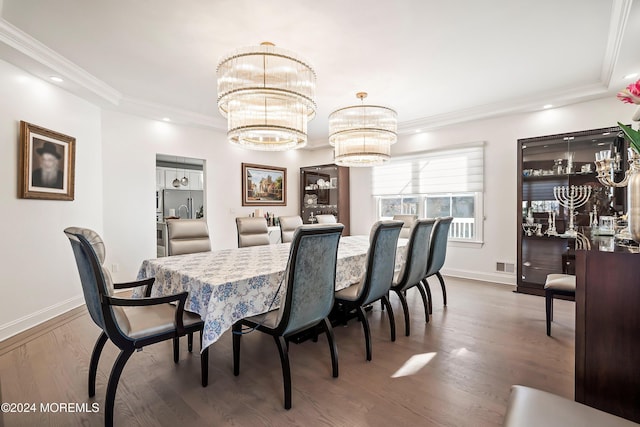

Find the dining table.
xmin=135 ymin=235 xmax=408 ymax=350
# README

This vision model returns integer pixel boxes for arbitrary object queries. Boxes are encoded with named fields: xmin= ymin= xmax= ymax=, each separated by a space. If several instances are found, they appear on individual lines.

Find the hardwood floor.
xmin=0 ymin=278 xmax=575 ymax=426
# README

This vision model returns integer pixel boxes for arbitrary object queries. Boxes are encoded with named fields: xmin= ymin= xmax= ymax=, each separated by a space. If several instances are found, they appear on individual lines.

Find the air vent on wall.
xmin=496 ymin=262 xmax=515 ymax=273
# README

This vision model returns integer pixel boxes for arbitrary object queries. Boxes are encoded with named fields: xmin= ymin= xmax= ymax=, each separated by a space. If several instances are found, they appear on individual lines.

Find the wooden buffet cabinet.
xmin=575 ymin=250 xmax=640 ymax=423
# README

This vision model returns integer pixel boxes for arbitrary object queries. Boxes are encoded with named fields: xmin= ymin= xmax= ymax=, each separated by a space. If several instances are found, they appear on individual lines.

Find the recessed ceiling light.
xmin=415 ymin=129 xmax=422 ymax=133
xmin=49 ymin=76 xmax=63 ymax=83
xmin=624 ymin=73 xmax=638 ymax=79
xmin=543 ymin=104 xmax=553 ymax=109
xmin=162 ymin=117 xmax=171 ymax=122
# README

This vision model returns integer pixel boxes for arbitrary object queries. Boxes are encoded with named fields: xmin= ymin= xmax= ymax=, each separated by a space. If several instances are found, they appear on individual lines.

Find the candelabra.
xmin=553 ymin=185 xmax=591 ymax=237
xmin=594 ymin=148 xmax=633 ymax=187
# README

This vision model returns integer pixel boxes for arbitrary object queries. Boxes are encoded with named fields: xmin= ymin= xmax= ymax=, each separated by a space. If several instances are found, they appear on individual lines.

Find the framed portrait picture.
xmin=19 ymin=121 xmax=76 ymax=201
xmin=242 ymin=163 xmax=287 ymax=206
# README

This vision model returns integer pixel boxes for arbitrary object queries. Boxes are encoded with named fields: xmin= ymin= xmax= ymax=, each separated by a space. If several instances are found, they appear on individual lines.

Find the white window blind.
xmin=372 ymin=144 xmax=484 ymax=195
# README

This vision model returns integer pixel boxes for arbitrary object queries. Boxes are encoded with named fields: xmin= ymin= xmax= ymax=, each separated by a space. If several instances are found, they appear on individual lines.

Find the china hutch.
xmin=516 ymin=126 xmax=627 ymax=295
xmin=300 ymin=164 xmax=350 ymax=235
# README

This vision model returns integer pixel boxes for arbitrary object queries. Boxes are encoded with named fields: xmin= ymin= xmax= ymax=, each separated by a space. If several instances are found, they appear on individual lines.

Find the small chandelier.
xmin=329 ymin=92 xmax=397 ymax=167
xmin=217 ymin=42 xmax=316 ymax=150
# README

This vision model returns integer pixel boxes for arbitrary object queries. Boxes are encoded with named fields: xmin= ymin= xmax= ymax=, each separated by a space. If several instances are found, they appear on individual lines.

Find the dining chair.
xmin=232 ymin=224 xmax=344 ymax=409
xmin=278 ymin=215 xmax=303 ymax=243
xmin=64 ymin=227 xmax=208 ymax=427
xmin=392 ymin=214 xmax=418 ymax=239
xmin=316 ymin=214 xmax=337 ymax=224
xmin=335 ymin=220 xmax=403 ymax=360
xmin=166 ymin=218 xmax=211 ymax=352
xmin=544 ymin=273 xmax=575 ymax=336
xmin=236 ymin=216 xmax=270 ymax=247
xmin=420 ymin=216 xmax=453 ymax=314
xmin=166 ymin=218 xmax=211 ymax=256
xmin=390 ymin=218 xmax=436 ymax=336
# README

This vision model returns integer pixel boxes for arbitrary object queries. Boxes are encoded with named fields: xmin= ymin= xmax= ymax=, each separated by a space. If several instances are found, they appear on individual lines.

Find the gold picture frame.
xmin=19 ymin=121 xmax=76 ymax=201
xmin=242 ymin=163 xmax=287 ymax=206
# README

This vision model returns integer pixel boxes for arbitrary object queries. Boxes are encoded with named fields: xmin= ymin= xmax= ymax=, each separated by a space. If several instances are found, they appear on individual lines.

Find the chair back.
xmin=425 ymin=216 xmax=453 ymax=277
xmin=275 ymin=224 xmax=343 ymax=336
xmin=392 ymin=214 xmax=418 ymax=239
xmin=316 ymin=214 xmax=337 ymax=224
xmin=64 ymin=227 xmax=126 ymax=345
xmin=358 ymin=221 xmax=403 ymax=305
xmin=236 ymin=217 xmax=270 ymax=248
xmin=278 ymin=215 xmax=303 ymax=243
xmin=395 ymin=219 xmax=436 ymax=290
xmin=166 ymin=219 xmax=211 ymax=256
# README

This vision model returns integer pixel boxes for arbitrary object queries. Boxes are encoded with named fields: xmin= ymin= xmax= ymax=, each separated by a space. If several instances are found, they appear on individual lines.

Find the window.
xmin=373 ymin=143 xmax=484 ymax=243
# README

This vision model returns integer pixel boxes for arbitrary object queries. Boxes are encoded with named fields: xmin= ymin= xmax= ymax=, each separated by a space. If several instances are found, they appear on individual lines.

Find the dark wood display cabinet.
xmin=517 ymin=126 xmax=627 ymax=295
xmin=300 ymin=164 xmax=350 ymax=235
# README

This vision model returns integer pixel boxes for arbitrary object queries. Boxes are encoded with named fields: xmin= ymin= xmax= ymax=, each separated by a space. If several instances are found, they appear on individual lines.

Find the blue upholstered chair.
xmin=335 ymin=221 xmax=403 ymax=360
xmin=390 ymin=218 xmax=436 ymax=336
xmin=421 ymin=216 xmax=453 ymax=314
xmin=64 ymin=227 xmax=208 ymax=427
xmin=232 ymin=224 xmax=344 ymax=409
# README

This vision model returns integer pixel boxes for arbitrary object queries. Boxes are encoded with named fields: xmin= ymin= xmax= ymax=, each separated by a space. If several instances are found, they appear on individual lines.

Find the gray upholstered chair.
xmin=236 ymin=216 xmax=270 ymax=248
xmin=64 ymin=227 xmax=208 ymax=427
xmin=278 ymin=215 xmax=303 ymax=243
xmin=421 ymin=216 xmax=453 ymax=314
xmin=544 ymin=273 xmax=575 ymax=336
xmin=233 ymin=224 xmax=344 ymax=409
xmin=503 ymin=385 xmax=638 ymax=427
xmin=392 ymin=214 xmax=418 ymax=239
xmin=166 ymin=219 xmax=211 ymax=256
xmin=316 ymin=214 xmax=337 ymax=224
xmin=335 ymin=221 xmax=403 ymax=360
xmin=390 ymin=218 xmax=436 ymax=336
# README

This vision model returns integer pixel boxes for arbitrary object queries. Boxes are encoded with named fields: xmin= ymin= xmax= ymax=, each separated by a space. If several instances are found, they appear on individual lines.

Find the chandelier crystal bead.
xmin=329 ymin=92 xmax=397 ymax=167
xmin=217 ymin=42 xmax=316 ymax=151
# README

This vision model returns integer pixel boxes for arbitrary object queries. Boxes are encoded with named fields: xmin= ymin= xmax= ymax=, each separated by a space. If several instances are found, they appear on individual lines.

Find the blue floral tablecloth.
xmin=136 ymin=235 xmax=407 ymax=349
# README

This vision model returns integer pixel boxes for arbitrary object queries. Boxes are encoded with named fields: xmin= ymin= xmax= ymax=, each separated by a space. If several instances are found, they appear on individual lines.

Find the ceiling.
xmin=1 ymin=0 xmax=639 ymax=149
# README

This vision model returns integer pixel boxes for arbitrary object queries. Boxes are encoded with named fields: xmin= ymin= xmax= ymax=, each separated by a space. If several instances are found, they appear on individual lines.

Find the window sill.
xmin=448 ymin=239 xmax=484 ymax=249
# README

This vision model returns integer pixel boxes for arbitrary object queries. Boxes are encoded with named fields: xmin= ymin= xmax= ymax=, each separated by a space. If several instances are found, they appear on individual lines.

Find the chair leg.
xmin=545 ymin=290 xmax=553 ymax=336
xmin=88 ymin=332 xmax=108 ymax=397
xmin=422 ymin=279 xmax=433 ymax=314
xmin=436 ymin=272 xmax=447 ymax=306
xmin=417 ymin=282 xmax=430 ymax=323
xmin=232 ymin=322 xmax=241 ymax=376
xmin=173 ymin=337 xmax=179 ymax=363
xmin=356 ymin=306 xmax=372 ymax=361
xmin=394 ymin=289 xmax=411 ymax=336
xmin=321 ymin=317 xmax=339 ymax=378
xmin=105 ymin=348 xmax=134 ymax=427
xmin=381 ymin=295 xmax=396 ymax=342
xmin=200 ymin=330 xmax=208 ymax=387
xmin=274 ymin=335 xmax=292 ymax=410
xmin=188 ymin=332 xmax=194 ymax=352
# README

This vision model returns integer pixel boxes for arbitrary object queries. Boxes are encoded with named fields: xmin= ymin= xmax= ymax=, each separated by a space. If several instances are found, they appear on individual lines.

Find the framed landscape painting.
xmin=242 ymin=163 xmax=286 ymax=206
xmin=19 ymin=121 xmax=76 ymax=201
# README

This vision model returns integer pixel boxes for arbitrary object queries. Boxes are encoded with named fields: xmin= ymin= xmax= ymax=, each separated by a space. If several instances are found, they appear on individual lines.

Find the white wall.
xmin=0 ymin=59 xmax=103 ymax=340
xmin=346 ymin=97 xmax=633 ymax=285
xmin=101 ymin=110 xmax=307 ymax=282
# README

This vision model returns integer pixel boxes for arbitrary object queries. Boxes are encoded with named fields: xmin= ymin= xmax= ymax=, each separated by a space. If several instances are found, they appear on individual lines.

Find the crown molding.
xmin=0 ymin=18 xmax=121 ymax=105
xmin=397 ymin=82 xmax=611 ymax=134
xmin=601 ymin=0 xmax=634 ymax=87
xmin=117 ymin=97 xmax=228 ymax=130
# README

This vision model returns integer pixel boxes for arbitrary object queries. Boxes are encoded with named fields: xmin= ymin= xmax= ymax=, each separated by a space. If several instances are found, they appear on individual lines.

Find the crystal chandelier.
xmin=329 ymin=92 xmax=397 ymax=167
xmin=217 ymin=42 xmax=316 ymax=150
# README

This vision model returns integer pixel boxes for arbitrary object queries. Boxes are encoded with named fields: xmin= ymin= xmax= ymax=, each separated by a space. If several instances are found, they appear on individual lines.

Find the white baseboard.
xmin=440 ymin=267 xmax=516 ymax=286
xmin=0 ymin=295 xmax=85 ymax=342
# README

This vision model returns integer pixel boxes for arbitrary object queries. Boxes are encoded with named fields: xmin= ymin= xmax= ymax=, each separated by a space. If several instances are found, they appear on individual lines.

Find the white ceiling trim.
xmin=0 ymin=17 xmax=121 ymax=105
xmin=601 ymin=0 xmax=634 ymax=87
xmin=118 ymin=96 xmax=227 ymax=130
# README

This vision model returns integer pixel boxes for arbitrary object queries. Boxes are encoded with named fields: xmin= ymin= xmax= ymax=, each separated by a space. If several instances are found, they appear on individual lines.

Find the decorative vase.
xmin=627 ymin=148 xmax=640 ymax=242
